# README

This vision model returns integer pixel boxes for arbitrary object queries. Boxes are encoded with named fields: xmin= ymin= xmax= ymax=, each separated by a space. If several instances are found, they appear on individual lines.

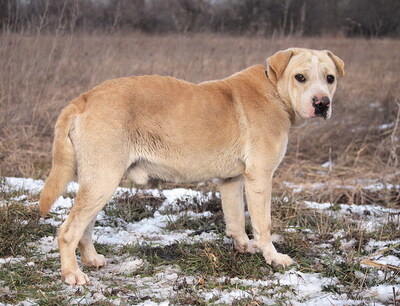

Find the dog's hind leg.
xmin=78 ymin=217 xmax=106 ymax=268
xmin=58 ymin=163 xmax=125 ymax=285
xmin=220 ymin=176 xmax=255 ymax=254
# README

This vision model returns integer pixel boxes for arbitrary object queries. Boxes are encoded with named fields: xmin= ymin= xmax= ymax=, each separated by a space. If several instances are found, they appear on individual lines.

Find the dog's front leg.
xmin=244 ymin=170 xmax=293 ymax=267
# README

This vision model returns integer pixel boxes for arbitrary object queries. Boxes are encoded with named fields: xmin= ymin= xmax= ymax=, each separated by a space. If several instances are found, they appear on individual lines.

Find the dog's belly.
xmin=127 ymin=155 xmax=245 ymax=184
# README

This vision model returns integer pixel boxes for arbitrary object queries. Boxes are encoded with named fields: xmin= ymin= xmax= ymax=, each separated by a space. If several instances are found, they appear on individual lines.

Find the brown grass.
xmin=0 ymin=32 xmax=399 ymax=203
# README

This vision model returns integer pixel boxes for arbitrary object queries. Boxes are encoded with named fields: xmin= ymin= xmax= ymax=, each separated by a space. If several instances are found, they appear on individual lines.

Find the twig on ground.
xmin=360 ymin=241 xmax=400 ymax=271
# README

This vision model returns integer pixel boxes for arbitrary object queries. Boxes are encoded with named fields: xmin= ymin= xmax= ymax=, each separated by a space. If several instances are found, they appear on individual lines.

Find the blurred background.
xmin=0 ymin=0 xmax=399 ymax=205
xmin=1 ymin=0 xmax=400 ymax=36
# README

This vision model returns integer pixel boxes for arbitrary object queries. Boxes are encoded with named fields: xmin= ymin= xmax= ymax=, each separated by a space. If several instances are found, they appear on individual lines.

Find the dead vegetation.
xmin=0 ymin=32 xmax=399 ymax=205
xmin=0 ymin=199 xmax=55 ymax=257
xmin=103 ymin=191 xmax=165 ymax=223
xmin=0 ymin=25 xmax=399 ymax=303
xmin=1 ymin=177 xmax=399 ymax=304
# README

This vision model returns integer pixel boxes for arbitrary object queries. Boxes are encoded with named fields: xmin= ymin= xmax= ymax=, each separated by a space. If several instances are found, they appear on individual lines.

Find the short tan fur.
xmin=39 ymin=48 xmax=345 ymax=285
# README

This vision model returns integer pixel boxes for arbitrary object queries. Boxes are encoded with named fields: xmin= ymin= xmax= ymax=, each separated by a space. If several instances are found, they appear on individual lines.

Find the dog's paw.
xmin=82 ymin=254 xmax=107 ymax=268
xmin=233 ymin=238 xmax=257 ymax=254
xmin=62 ymin=269 xmax=90 ymax=286
xmin=263 ymin=251 xmax=294 ymax=268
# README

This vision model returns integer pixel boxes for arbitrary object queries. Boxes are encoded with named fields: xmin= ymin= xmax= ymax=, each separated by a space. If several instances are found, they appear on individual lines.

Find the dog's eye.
xmin=295 ymin=74 xmax=306 ymax=83
xmin=327 ymin=75 xmax=335 ymax=84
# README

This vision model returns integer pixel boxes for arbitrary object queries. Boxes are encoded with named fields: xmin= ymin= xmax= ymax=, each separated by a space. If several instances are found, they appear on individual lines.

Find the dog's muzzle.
xmin=312 ymin=96 xmax=330 ymax=119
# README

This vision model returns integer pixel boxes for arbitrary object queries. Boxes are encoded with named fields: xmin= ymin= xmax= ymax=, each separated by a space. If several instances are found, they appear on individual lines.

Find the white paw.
xmin=82 ymin=254 xmax=107 ymax=268
xmin=231 ymin=237 xmax=257 ymax=254
xmin=62 ymin=270 xmax=90 ymax=286
xmin=234 ymin=240 xmax=255 ymax=254
xmin=264 ymin=251 xmax=294 ymax=267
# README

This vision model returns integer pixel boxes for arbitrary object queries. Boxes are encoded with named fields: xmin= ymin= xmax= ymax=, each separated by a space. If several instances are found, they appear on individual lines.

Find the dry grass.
xmin=1 ymin=177 xmax=399 ymax=304
xmin=0 ymin=32 xmax=399 ymax=203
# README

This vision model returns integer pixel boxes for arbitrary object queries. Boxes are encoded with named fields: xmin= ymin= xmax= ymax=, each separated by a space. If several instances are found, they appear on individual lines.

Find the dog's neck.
xmin=264 ymin=69 xmax=297 ymax=125
xmin=226 ymin=65 xmax=298 ymax=126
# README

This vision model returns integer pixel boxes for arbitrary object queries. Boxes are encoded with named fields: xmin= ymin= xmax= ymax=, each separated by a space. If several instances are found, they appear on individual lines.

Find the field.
xmin=1 ymin=177 xmax=399 ymax=304
xmin=0 ymin=32 xmax=399 ymax=305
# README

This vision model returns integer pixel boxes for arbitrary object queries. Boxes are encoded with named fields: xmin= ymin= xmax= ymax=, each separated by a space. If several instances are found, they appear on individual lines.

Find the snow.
xmin=109 ymin=258 xmax=144 ymax=275
xmin=92 ymin=209 xmax=219 ymax=247
xmin=28 ymin=236 xmax=59 ymax=253
xmin=304 ymin=201 xmax=400 ymax=216
xmin=369 ymin=101 xmax=381 ymax=108
xmin=374 ymin=255 xmax=400 ymax=266
xmin=0 ymin=256 xmax=26 ymax=266
xmin=321 ymin=161 xmax=333 ymax=168
xmin=2 ymin=177 xmax=400 ymax=305
xmin=303 ymin=201 xmax=400 ymax=233
xmin=278 ymin=270 xmax=337 ymax=300
xmin=16 ymin=300 xmax=36 ymax=306
xmin=378 ymin=122 xmax=395 ymax=130
xmin=362 ymin=284 xmax=398 ymax=302
xmin=284 ymin=180 xmax=400 ymax=193
xmin=138 ymin=302 xmax=170 ymax=306
xmin=366 ymin=239 xmax=400 ymax=252
xmin=214 ymin=289 xmax=251 ymax=304
xmin=4 ymin=177 xmax=45 ymax=193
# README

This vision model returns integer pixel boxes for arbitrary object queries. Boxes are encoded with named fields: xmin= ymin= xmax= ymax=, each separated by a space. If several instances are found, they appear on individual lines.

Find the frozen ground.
xmin=0 ymin=177 xmax=399 ymax=305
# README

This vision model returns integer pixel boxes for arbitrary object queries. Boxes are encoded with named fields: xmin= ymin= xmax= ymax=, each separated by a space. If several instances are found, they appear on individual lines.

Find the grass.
xmin=1 ymin=26 xmax=399 ymax=296
xmin=125 ymin=241 xmax=274 ymax=279
xmin=0 ymin=179 xmax=399 ymax=304
xmin=165 ymin=213 xmax=225 ymax=235
xmin=163 ymin=194 xmax=225 ymax=235
xmin=161 ymin=194 xmax=400 ymax=278
xmin=0 ymin=201 xmax=56 ymax=257
xmin=162 ymin=192 xmax=222 ymax=215
xmin=293 ymin=186 xmax=400 ymax=208
xmin=102 ymin=191 xmax=165 ymax=224
xmin=0 ymin=258 xmax=65 ymax=304
xmin=0 ymin=32 xmax=399 ymax=206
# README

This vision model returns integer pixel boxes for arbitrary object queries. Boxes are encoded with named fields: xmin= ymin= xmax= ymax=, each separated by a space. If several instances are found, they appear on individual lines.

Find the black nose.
xmin=312 ymin=96 xmax=330 ymax=118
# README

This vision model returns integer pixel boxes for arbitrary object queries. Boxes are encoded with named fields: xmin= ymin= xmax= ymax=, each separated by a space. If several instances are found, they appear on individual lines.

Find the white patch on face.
xmin=299 ymin=55 xmax=330 ymax=117
xmin=280 ymin=52 xmax=338 ymax=120
xmin=326 ymin=103 xmax=333 ymax=119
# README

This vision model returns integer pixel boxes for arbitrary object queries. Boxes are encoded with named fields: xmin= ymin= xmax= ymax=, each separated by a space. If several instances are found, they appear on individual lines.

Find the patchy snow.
xmin=374 ymin=255 xmax=400 ymax=267
xmin=362 ymin=284 xmax=398 ymax=302
xmin=278 ymin=270 xmax=337 ymax=302
xmin=378 ymin=122 xmax=395 ymax=130
xmin=284 ymin=179 xmax=400 ymax=193
xmin=109 ymin=258 xmax=144 ymax=275
xmin=92 ymin=208 xmax=219 ymax=247
xmin=214 ymin=289 xmax=252 ymax=304
xmin=2 ymin=177 xmax=400 ymax=305
xmin=304 ymin=201 xmax=400 ymax=233
xmin=0 ymin=256 xmax=26 ymax=266
xmin=28 ymin=236 xmax=59 ymax=254
xmin=366 ymin=239 xmax=400 ymax=252
xmin=304 ymin=201 xmax=400 ymax=216
xmin=321 ymin=161 xmax=334 ymax=168
xmin=4 ymin=177 xmax=45 ymax=193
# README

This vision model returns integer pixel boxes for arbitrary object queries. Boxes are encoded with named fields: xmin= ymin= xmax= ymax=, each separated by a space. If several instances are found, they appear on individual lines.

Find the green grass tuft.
xmin=103 ymin=191 xmax=165 ymax=223
xmin=0 ymin=202 xmax=56 ymax=257
xmin=125 ymin=241 xmax=274 ymax=279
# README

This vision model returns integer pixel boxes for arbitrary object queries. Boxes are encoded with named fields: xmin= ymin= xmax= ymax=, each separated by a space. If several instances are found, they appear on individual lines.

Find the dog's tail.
xmin=39 ymin=97 xmax=85 ymax=216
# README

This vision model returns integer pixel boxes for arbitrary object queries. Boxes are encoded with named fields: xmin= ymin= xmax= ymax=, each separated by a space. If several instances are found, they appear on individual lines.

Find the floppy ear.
xmin=326 ymin=50 xmax=345 ymax=77
xmin=266 ymin=49 xmax=294 ymax=86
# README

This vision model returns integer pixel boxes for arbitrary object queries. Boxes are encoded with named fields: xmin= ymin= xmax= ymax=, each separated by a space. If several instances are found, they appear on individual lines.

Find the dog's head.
xmin=267 ymin=48 xmax=345 ymax=120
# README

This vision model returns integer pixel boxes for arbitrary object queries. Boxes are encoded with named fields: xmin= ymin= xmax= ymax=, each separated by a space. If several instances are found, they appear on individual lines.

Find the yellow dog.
xmin=40 ymin=48 xmax=345 ymax=285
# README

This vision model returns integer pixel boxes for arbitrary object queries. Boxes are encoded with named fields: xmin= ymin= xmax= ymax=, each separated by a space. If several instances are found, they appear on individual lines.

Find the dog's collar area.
xmin=264 ymin=69 xmax=297 ymax=125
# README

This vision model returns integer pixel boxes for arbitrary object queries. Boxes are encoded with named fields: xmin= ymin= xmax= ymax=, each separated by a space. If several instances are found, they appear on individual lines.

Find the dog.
xmin=39 ymin=48 xmax=345 ymax=285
